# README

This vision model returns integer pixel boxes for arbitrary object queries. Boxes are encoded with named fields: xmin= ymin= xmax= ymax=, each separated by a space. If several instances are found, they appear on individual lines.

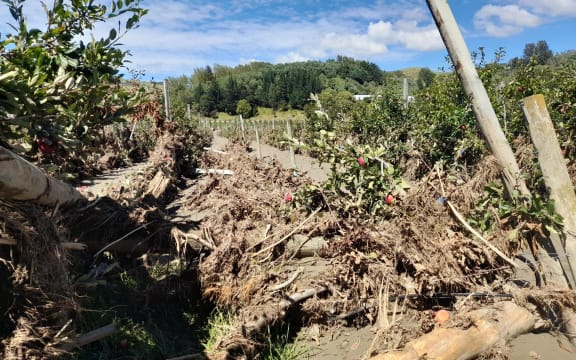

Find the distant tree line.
xmin=165 ymin=40 xmax=566 ymax=119
xmin=167 ymin=56 xmax=386 ymax=117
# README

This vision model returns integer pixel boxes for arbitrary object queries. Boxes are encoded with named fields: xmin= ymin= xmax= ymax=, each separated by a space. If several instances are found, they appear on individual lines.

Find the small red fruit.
xmin=38 ymin=137 xmax=56 ymax=154
xmin=385 ymin=194 xmax=394 ymax=205
xmin=358 ymin=156 xmax=366 ymax=167
xmin=284 ymin=193 xmax=293 ymax=202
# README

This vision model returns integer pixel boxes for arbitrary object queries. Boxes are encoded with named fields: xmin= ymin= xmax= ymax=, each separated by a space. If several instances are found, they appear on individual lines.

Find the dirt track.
xmin=211 ymin=134 xmax=329 ymax=183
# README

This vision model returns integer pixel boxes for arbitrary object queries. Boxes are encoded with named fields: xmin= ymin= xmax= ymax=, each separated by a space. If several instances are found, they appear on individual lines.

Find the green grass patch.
xmin=73 ymin=258 xmax=212 ymax=360
xmin=216 ymin=107 xmax=305 ymax=122
xmin=201 ymin=309 xmax=235 ymax=352
xmin=263 ymin=325 xmax=309 ymax=360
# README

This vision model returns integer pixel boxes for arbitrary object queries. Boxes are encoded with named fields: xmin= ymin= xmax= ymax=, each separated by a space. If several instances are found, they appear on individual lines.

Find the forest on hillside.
xmin=165 ymin=40 xmax=574 ymax=120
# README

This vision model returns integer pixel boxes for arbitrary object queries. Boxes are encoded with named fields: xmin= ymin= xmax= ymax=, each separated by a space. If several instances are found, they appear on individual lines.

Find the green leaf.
xmin=0 ymin=70 xmax=18 ymax=82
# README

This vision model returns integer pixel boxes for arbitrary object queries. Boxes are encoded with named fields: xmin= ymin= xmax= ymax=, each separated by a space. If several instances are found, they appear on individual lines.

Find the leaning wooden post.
xmin=522 ymin=94 xmax=576 ymax=289
xmin=0 ymin=146 xmax=84 ymax=207
xmin=426 ymin=0 xmax=571 ymax=290
xmin=426 ymin=0 xmax=529 ymax=197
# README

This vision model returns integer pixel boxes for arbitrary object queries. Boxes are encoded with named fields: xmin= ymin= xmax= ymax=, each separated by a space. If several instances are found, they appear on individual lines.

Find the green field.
xmin=216 ymin=107 xmax=306 ymax=122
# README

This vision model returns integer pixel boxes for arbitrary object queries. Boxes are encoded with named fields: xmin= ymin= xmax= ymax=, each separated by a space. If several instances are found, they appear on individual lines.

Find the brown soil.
xmin=2 ymin=130 xmax=575 ymax=359
xmin=207 ymin=135 xmax=575 ymax=360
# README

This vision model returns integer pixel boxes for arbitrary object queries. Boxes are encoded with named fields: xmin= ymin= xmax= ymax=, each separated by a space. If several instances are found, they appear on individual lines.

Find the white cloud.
xmin=398 ymin=25 xmax=444 ymax=51
xmin=474 ymin=5 xmax=541 ymax=36
xmin=518 ymin=0 xmax=576 ymax=17
xmin=141 ymin=1 xmax=226 ymax=30
xmin=367 ymin=20 xmax=443 ymax=51
xmin=0 ymin=0 xmax=445 ymax=78
xmin=275 ymin=52 xmax=310 ymax=64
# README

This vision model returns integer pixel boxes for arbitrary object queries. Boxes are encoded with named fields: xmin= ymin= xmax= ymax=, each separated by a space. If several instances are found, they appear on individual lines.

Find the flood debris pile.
xmin=171 ymin=141 xmax=576 ymax=359
xmin=0 ymin=124 xmax=212 ymax=359
xmin=1 ymin=130 xmax=576 ymax=359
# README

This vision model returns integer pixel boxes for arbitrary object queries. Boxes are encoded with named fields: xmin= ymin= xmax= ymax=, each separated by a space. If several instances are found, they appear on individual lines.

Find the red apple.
xmin=38 ymin=137 xmax=56 ymax=154
xmin=385 ymin=194 xmax=394 ymax=205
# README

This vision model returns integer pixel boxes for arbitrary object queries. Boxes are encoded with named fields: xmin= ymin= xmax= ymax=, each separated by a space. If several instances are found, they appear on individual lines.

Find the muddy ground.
xmin=209 ymin=135 xmax=575 ymax=360
xmin=1 ymin=129 xmax=575 ymax=359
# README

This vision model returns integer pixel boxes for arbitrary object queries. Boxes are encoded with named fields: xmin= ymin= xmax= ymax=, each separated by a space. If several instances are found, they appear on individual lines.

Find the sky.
xmin=1 ymin=0 xmax=576 ymax=80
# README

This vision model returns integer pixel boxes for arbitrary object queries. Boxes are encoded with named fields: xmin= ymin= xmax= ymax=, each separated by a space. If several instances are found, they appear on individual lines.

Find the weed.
xmin=201 ymin=309 xmax=235 ymax=352
xmin=263 ymin=325 xmax=309 ymax=360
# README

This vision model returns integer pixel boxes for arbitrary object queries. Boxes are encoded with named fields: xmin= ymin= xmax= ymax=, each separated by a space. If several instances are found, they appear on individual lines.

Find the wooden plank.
xmin=522 ymin=94 xmax=576 ymax=289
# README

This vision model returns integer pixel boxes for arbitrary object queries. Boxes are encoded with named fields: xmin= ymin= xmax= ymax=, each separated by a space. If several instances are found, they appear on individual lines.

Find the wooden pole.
xmin=522 ymin=94 xmax=576 ymax=289
xmin=162 ymin=79 xmax=171 ymax=122
xmin=254 ymin=123 xmax=262 ymax=159
xmin=286 ymin=119 xmax=297 ymax=172
xmin=239 ymin=115 xmax=246 ymax=141
xmin=426 ymin=0 xmax=569 ymax=289
xmin=402 ymin=78 xmax=409 ymax=108
xmin=56 ymin=323 xmax=117 ymax=351
xmin=0 ymin=146 xmax=84 ymax=207
xmin=426 ymin=0 xmax=529 ymax=197
xmin=187 ymin=104 xmax=191 ymax=122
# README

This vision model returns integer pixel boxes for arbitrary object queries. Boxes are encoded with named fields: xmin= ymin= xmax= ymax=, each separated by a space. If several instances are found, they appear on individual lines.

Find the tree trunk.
xmin=370 ymin=302 xmax=535 ymax=360
xmin=0 ymin=146 xmax=84 ymax=207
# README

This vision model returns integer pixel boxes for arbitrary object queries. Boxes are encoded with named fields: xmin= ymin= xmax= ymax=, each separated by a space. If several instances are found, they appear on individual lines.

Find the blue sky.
xmin=1 ymin=0 xmax=576 ymax=80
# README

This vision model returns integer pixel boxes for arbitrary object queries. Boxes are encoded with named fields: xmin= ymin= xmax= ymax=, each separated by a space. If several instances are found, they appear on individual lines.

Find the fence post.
xmin=239 ymin=115 xmax=246 ymax=141
xmin=286 ymin=119 xmax=297 ymax=173
xmin=187 ymin=104 xmax=191 ymax=122
xmin=522 ymin=94 xmax=576 ymax=289
xmin=403 ymin=78 xmax=409 ymax=108
xmin=254 ymin=123 xmax=262 ymax=159
xmin=162 ymin=79 xmax=172 ymax=122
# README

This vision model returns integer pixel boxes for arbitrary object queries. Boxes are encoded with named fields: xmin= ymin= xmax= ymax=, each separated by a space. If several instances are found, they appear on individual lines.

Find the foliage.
xmin=263 ymin=325 xmax=309 ymax=360
xmin=523 ymin=40 xmax=554 ymax=65
xmin=201 ymin=309 xmax=234 ymax=352
xmin=0 ymin=0 xmax=148 ymax=174
xmin=468 ymin=181 xmax=563 ymax=246
xmin=293 ymin=130 xmax=408 ymax=220
xmin=184 ymin=56 xmax=385 ymax=116
xmin=416 ymin=67 xmax=436 ymax=89
xmin=236 ymin=99 xmax=254 ymax=118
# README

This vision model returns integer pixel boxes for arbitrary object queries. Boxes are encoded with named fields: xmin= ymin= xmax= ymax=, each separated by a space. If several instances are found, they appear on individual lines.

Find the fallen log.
xmin=370 ymin=302 xmax=535 ymax=360
xmin=0 ymin=145 xmax=84 ymax=207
